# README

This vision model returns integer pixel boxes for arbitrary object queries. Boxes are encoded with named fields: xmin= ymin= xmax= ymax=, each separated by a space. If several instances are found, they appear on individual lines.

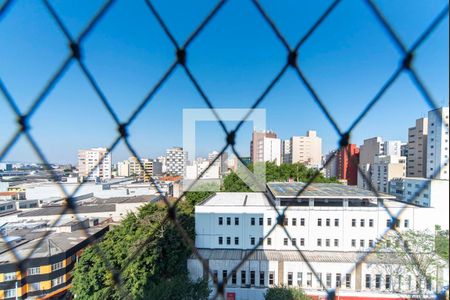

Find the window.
xmin=232 ymin=271 xmax=237 ymax=285
xmin=375 ymin=274 xmax=381 ymax=289
xmin=29 ymin=282 xmax=40 ymax=291
xmin=267 ymin=218 xmax=272 ymax=226
xmin=218 ymin=237 xmax=223 ymax=245
xmin=52 ymin=275 xmax=64 ymax=287
xmin=213 ymin=270 xmax=219 ymax=283
xmin=260 ymin=271 xmax=265 ymax=286
xmin=352 ymin=219 xmax=356 ymax=227
xmin=5 ymin=289 xmax=16 ymax=298
xmin=284 ymin=238 xmax=288 ymax=246
xmin=267 ymin=238 xmax=272 ymax=246
xmin=369 ymin=240 xmax=374 ymax=247
xmin=52 ymin=261 xmax=64 ymax=271
xmin=28 ymin=267 xmax=40 ymax=275
xmin=317 ymin=238 xmax=322 ymax=247
xmin=346 ymin=274 xmax=351 ymax=288
xmin=292 ymin=238 xmax=297 ymax=246
xmin=284 ymin=218 xmax=288 ymax=226
xmin=259 ymin=237 xmax=263 ymax=245
xmin=334 ymin=218 xmax=339 ymax=227
xmin=300 ymin=238 xmax=305 ymax=246
xmin=366 ymin=274 xmax=371 ymax=288
xmin=404 ymin=219 xmax=409 ymax=228
xmin=287 ymin=272 xmax=293 ymax=286
xmin=369 ymin=219 xmax=374 ymax=227
xmin=269 ymin=272 xmax=274 ymax=285
xmin=360 ymin=219 xmax=365 ymax=227
xmin=241 ymin=271 xmax=246 ymax=285
xmin=360 ymin=240 xmax=365 ymax=247
xmin=4 ymin=272 xmax=17 ymax=281
xmin=251 ymin=218 xmax=255 ymax=225
xmin=334 ymin=239 xmax=339 ymax=247
xmin=307 ymin=273 xmax=312 ymax=287
xmin=326 ymin=273 xmax=332 ymax=288
xmin=292 ymin=218 xmax=297 ymax=226
xmin=351 ymin=239 xmax=356 ymax=247
xmin=226 ymin=217 xmax=231 ymax=225
xmin=235 ymin=217 xmax=239 ymax=225
xmin=336 ymin=273 xmax=342 ymax=288
xmin=317 ymin=218 xmax=322 ymax=226
xmin=250 ymin=271 xmax=255 ymax=285
xmin=223 ymin=270 xmax=228 ymax=282
xmin=251 ymin=237 xmax=255 ymax=245
xmin=235 ymin=237 xmax=239 ymax=245
xmin=385 ymin=275 xmax=391 ymax=290
xmin=386 ymin=219 xmax=391 ymax=227
xmin=297 ymin=272 xmax=303 ymax=287
xmin=227 ymin=237 xmax=231 ymax=245
xmin=325 ymin=239 xmax=330 ymax=247
xmin=259 ymin=217 xmax=263 ymax=226
xmin=326 ymin=218 xmax=330 ymax=226
xmin=300 ymin=218 xmax=305 ymax=226
xmin=219 ymin=217 xmax=223 ymax=225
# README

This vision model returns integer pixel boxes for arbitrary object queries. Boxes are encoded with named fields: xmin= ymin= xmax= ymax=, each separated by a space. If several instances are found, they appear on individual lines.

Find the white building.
xmin=185 ymin=160 xmax=221 ymax=180
xmin=427 ymin=107 xmax=449 ymax=180
xmin=188 ymin=183 xmax=448 ymax=299
xmin=282 ymin=140 xmax=291 ymax=164
xmin=358 ymin=137 xmax=384 ymax=190
xmin=383 ymin=141 xmax=402 ymax=156
xmin=117 ymin=160 xmax=130 ymax=177
xmin=251 ymin=131 xmax=282 ymax=166
xmin=371 ymin=155 xmax=406 ymax=193
xmin=166 ymin=147 xmax=187 ymax=176
xmin=323 ymin=151 xmax=338 ymax=179
xmin=289 ymin=131 xmax=322 ymax=167
xmin=77 ymin=147 xmax=112 ymax=181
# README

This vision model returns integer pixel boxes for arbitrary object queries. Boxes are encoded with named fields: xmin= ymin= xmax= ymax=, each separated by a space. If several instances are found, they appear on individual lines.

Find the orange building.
xmin=337 ymin=144 xmax=360 ymax=186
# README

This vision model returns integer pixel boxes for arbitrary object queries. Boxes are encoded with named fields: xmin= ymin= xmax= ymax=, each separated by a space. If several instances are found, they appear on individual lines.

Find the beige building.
xmin=250 ymin=130 xmax=279 ymax=164
xmin=407 ymin=117 xmax=428 ymax=178
xmin=289 ymin=131 xmax=322 ymax=167
xmin=371 ymin=155 xmax=406 ymax=193
xmin=77 ymin=147 xmax=111 ymax=180
xmin=128 ymin=157 xmax=162 ymax=182
xmin=117 ymin=160 xmax=130 ymax=177
xmin=358 ymin=137 xmax=384 ymax=189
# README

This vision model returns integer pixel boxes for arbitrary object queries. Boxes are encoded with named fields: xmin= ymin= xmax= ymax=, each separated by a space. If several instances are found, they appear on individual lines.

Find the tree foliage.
xmin=143 ymin=275 xmax=210 ymax=300
xmin=435 ymin=225 xmax=449 ymax=261
xmin=264 ymin=286 xmax=310 ymax=300
xmin=71 ymin=192 xmax=211 ymax=300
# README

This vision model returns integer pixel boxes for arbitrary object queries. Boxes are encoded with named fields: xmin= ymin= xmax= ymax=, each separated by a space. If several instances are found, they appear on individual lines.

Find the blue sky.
xmin=1 ymin=0 xmax=448 ymax=164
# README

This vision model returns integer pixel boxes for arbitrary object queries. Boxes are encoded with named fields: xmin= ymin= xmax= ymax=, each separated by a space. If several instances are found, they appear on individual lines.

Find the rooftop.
xmin=201 ymin=192 xmax=271 ymax=207
xmin=267 ymin=182 xmax=394 ymax=199
xmin=18 ymin=204 xmax=116 ymax=217
xmin=89 ymin=194 xmax=160 ymax=204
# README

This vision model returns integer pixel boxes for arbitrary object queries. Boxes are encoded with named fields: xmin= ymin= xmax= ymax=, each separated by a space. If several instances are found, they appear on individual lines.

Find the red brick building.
xmin=337 ymin=144 xmax=360 ymax=186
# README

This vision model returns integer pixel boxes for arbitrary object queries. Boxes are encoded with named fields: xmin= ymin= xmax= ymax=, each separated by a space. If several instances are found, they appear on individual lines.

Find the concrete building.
xmin=371 ymin=155 xmax=406 ymax=193
xmin=358 ymin=137 xmax=384 ymax=189
xmin=208 ymin=151 xmax=228 ymax=174
xmin=337 ymin=144 xmax=360 ymax=186
xmin=117 ymin=160 xmax=130 ymax=177
xmin=165 ymin=147 xmax=187 ymax=176
xmin=77 ymin=147 xmax=112 ymax=181
xmin=0 ymin=219 xmax=108 ymax=299
xmin=324 ymin=151 xmax=338 ymax=179
xmin=426 ymin=107 xmax=449 ymax=180
xmin=188 ymin=183 xmax=448 ymax=299
xmin=389 ymin=177 xmax=449 ymax=209
xmin=289 ymin=131 xmax=322 ymax=167
xmin=185 ymin=160 xmax=221 ymax=180
xmin=400 ymin=143 xmax=408 ymax=157
xmin=383 ymin=141 xmax=402 ymax=156
xmin=128 ymin=157 xmax=162 ymax=182
xmin=250 ymin=131 xmax=281 ymax=166
xmin=282 ymin=140 xmax=291 ymax=164
xmin=0 ymin=163 xmax=12 ymax=172
xmin=407 ymin=118 xmax=428 ymax=178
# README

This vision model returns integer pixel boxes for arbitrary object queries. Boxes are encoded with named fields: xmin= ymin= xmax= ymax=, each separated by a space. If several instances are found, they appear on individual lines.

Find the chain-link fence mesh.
xmin=0 ymin=0 xmax=449 ymax=299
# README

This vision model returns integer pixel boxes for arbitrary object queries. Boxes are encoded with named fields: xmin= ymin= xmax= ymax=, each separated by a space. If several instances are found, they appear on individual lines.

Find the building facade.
xmin=426 ymin=107 xmax=449 ymax=180
xmin=337 ymin=144 xmax=360 ymax=186
xmin=407 ymin=118 xmax=428 ymax=178
xmin=77 ymin=147 xmax=112 ymax=181
xmin=358 ymin=137 xmax=384 ymax=189
xmin=289 ymin=131 xmax=322 ymax=167
xmin=371 ymin=155 xmax=406 ymax=193
xmin=128 ymin=157 xmax=162 ymax=182
xmin=165 ymin=147 xmax=187 ymax=176
xmin=250 ymin=131 xmax=281 ymax=166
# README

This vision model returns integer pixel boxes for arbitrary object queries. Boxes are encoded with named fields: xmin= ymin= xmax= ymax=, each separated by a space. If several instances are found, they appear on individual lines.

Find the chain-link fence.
xmin=0 ymin=0 xmax=449 ymax=299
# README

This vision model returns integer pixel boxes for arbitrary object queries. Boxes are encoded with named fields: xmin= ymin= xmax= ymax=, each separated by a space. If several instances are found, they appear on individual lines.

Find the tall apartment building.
xmin=336 ymin=144 xmax=360 ymax=186
xmin=166 ymin=147 xmax=187 ymax=176
xmin=282 ymin=140 xmax=291 ymax=164
xmin=289 ymin=131 xmax=322 ymax=167
xmin=324 ymin=151 xmax=337 ymax=179
xmin=426 ymin=107 xmax=449 ymax=180
xmin=128 ymin=157 xmax=162 ymax=182
xmin=383 ymin=140 xmax=402 ymax=156
xmin=77 ymin=147 xmax=111 ymax=181
xmin=407 ymin=118 xmax=428 ymax=178
xmin=208 ymin=151 xmax=228 ymax=174
xmin=371 ymin=155 xmax=406 ymax=193
xmin=188 ymin=183 xmax=448 ymax=299
xmin=250 ymin=131 xmax=281 ymax=165
xmin=117 ymin=160 xmax=130 ymax=177
xmin=358 ymin=137 xmax=384 ymax=189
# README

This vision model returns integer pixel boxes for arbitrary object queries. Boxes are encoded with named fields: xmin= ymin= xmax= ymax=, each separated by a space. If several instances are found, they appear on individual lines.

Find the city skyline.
xmin=1 ymin=0 xmax=448 ymax=164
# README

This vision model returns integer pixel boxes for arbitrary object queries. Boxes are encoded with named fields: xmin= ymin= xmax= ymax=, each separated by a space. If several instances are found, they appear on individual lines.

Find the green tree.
xmin=435 ymin=225 xmax=449 ymax=260
xmin=264 ymin=286 xmax=310 ymax=300
xmin=143 ymin=275 xmax=210 ymax=300
xmin=71 ymin=192 xmax=211 ymax=300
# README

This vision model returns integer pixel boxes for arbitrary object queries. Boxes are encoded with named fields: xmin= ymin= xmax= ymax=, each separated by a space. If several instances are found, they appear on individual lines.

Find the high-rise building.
xmin=282 ymin=139 xmax=291 ymax=164
xmin=117 ymin=160 xmax=130 ymax=177
xmin=77 ymin=147 xmax=111 ymax=181
xmin=426 ymin=107 xmax=449 ymax=180
xmin=371 ymin=155 xmax=406 ymax=193
xmin=289 ymin=130 xmax=322 ymax=167
xmin=407 ymin=117 xmax=428 ymax=178
xmin=383 ymin=140 xmax=402 ymax=156
xmin=323 ymin=151 xmax=337 ymax=179
xmin=337 ymin=144 xmax=360 ymax=186
xmin=400 ymin=143 xmax=408 ymax=157
xmin=128 ymin=157 xmax=162 ymax=182
xmin=358 ymin=137 xmax=384 ymax=189
xmin=208 ymin=151 xmax=228 ymax=174
xmin=166 ymin=147 xmax=187 ymax=176
xmin=250 ymin=130 xmax=280 ymax=165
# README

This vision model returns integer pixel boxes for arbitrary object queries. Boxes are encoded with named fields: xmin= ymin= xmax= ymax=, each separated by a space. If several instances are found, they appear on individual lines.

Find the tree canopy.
xmin=264 ymin=286 xmax=310 ymax=300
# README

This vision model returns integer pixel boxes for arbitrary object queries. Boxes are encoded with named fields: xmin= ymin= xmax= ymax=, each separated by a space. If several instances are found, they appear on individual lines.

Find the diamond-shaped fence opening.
xmin=0 ymin=0 xmax=448 ymax=299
